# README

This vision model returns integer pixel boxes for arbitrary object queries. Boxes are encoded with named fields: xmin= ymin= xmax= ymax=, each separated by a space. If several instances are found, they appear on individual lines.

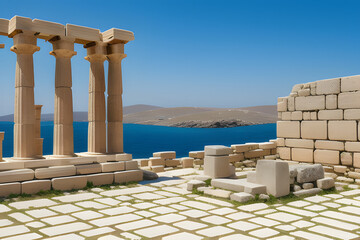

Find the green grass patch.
xmin=204 ymin=179 xmax=212 ymax=187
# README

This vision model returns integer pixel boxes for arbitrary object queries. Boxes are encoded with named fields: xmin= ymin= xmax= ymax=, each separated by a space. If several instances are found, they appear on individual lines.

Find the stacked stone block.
xmin=277 ymin=75 xmax=360 ymax=168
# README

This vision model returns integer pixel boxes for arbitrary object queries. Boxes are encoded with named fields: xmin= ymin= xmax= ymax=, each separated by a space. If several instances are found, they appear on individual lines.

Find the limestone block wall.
xmin=277 ymin=75 xmax=360 ymax=168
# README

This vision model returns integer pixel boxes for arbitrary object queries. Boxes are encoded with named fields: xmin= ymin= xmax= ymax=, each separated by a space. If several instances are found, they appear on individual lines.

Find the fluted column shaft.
xmin=50 ymin=38 xmax=77 ymax=157
xmin=11 ymin=32 xmax=39 ymax=159
xmin=85 ymin=42 xmax=107 ymax=154
xmin=107 ymin=43 xmax=126 ymax=154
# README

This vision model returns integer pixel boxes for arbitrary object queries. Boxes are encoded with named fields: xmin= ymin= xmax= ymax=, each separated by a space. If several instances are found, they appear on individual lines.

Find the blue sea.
xmin=0 ymin=122 xmax=276 ymax=158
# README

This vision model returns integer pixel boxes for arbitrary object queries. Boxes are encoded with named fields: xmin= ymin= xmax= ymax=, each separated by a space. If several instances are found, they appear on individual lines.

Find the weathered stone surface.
xmin=125 ymin=161 xmax=139 ymax=170
xmin=0 ymin=182 xmax=21 ymax=197
xmin=291 ymin=111 xmax=303 ymax=120
xmin=326 ymin=95 xmax=337 ymax=109
xmin=338 ymin=91 xmax=360 ymax=109
xmin=292 ymin=148 xmax=313 ymax=163
xmin=35 ymin=166 xmax=75 ymax=179
xmin=341 ymin=152 xmax=353 ymax=166
xmin=151 ymin=165 xmax=165 ymax=173
xmin=348 ymin=172 xmax=360 ymax=179
xmin=244 ymin=183 xmax=266 ymax=195
xmin=137 ymin=159 xmax=149 ymax=167
xmin=328 ymin=121 xmax=357 ymax=141
xmin=278 ymin=147 xmax=291 ymax=160
xmin=87 ymin=173 xmax=114 ymax=186
xmin=315 ymin=140 xmax=344 ymax=151
xmin=230 ymin=192 xmax=254 ymax=203
xmin=211 ymin=179 xmax=245 ymax=192
xmin=334 ymin=165 xmax=347 ymax=173
xmin=345 ymin=142 xmax=360 ymax=152
xmin=341 ymin=75 xmax=360 ymax=92
xmin=277 ymin=97 xmax=287 ymax=112
xmin=288 ymin=97 xmax=295 ymax=111
xmin=293 ymin=185 xmax=302 ymax=192
xmin=203 ymin=188 xmax=231 ymax=198
xmin=229 ymin=154 xmax=244 ymax=163
xmin=295 ymin=164 xmax=324 ymax=183
xmin=101 ymin=162 xmax=125 ymax=172
xmin=277 ymin=121 xmax=300 ymax=138
xmin=344 ymin=109 xmax=360 ymax=120
xmin=165 ymin=159 xmax=180 ymax=167
xmin=244 ymin=149 xmax=270 ymax=158
xmin=189 ymin=151 xmax=204 ymax=159
xmin=354 ymin=153 xmax=360 ymax=168
xmin=246 ymin=171 xmax=257 ymax=183
xmin=181 ymin=157 xmax=194 ymax=168
xmin=301 ymin=121 xmax=327 ymax=140
xmin=114 ymin=170 xmax=143 ymax=183
xmin=187 ymin=180 xmax=206 ymax=191
xmin=314 ymin=150 xmax=340 ymax=165
xmin=205 ymin=146 xmax=232 ymax=156
xmin=22 ymin=180 xmax=51 ymax=194
xmin=153 ymin=151 xmax=176 ymax=159
xmin=258 ymin=142 xmax=276 ymax=149
xmin=316 ymin=78 xmax=340 ymax=95
xmin=231 ymin=143 xmax=259 ymax=153
xmin=0 ymin=169 xmax=34 ymax=183
xmin=303 ymin=111 xmax=311 ymax=120
xmin=298 ymin=88 xmax=310 ymax=97
xmin=281 ymin=112 xmax=291 ymax=121
xmin=52 ymin=176 xmax=87 ymax=191
xmin=285 ymin=139 xmax=314 ymax=149
xmin=204 ymin=156 xmax=235 ymax=179
xmin=302 ymin=183 xmax=314 ymax=189
xmin=293 ymin=188 xmax=322 ymax=197
xmin=295 ymin=96 xmax=325 ymax=111
xmin=142 ymin=170 xmax=158 ymax=180
xmin=318 ymin=110 xmax=343 ymax=120
xmin=255 ymin=160 xmax=290 ymax=197
xmin=149 ymin=157 xmax=164 ymax=166
xmin=116 ymin=153 xmax=132 ymax=161
xmin=76 ymin=164 xmax=101 ymax=175
xmin=276 ymin=138 xmax=285 ymax=147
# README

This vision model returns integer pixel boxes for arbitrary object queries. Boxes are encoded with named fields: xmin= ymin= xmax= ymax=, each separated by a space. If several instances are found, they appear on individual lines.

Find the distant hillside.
xmin=0 ymin=104 xmax=277 ymax=128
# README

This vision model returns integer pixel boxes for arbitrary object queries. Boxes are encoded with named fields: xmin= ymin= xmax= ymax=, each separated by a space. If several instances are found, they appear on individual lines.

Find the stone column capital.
xmin=49 ymin=36 xmax=77 ymax=58
xmin=10 ymin=32 xmax=40 ymax=54
xmin=84 ymin=41 xmax=107 ymax=62
xmin=50 ymin=49 xmax=77 ymax=58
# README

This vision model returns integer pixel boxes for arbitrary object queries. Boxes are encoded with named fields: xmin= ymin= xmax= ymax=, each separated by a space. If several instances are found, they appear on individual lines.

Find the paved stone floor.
xmin=0 ymin=169 xmax=360 ymax=240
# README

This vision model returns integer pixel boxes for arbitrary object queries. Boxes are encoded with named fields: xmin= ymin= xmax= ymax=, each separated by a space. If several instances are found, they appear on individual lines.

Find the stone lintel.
xmin=102 ymin=28 xmax=134 ymax=44
xmin=66 ymin=24 xmax=101 ymax=44
xmin=32 ymin=19 xmax=65 ymax=40
xmin=0 ymin=18 xmax=9 ymax=36
xmin=8 ymin=16 xmax=34 ymax=37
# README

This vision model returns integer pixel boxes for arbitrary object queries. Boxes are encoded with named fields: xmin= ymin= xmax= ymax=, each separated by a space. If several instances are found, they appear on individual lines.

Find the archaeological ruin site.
xmin=0 ymin=15 xmax=359 ymax=240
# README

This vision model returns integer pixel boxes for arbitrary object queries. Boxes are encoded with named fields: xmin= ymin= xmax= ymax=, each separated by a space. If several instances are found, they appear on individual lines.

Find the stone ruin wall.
xmin=277 ymin=74 xmax=360 ymax=169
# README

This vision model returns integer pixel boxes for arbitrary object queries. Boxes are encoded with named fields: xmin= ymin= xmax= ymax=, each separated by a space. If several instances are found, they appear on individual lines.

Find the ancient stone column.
xmin=11 ymin=32 xmax=40 ymax=159
xmin=85 ymin=42 xmax=107 ymax=154
xmin=34 ymin=105 xmax=43 ymax=157
xmin=107 ymin=43 xmax=126 ymax=154
xmin=50 ymin=37 xmax=77 ymax=157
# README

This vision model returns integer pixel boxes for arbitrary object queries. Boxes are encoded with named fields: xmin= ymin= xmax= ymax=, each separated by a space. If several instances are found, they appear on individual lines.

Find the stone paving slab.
xmin=0 ymin=170 xmax=359 ymax=240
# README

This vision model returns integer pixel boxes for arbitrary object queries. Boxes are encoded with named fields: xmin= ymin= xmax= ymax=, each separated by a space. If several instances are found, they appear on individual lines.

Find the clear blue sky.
xmin=0 ymin=0 xmax=359 ymax=115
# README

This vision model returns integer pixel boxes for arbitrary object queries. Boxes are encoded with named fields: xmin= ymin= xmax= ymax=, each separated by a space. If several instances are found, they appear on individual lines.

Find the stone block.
xmin=65 ymin=24 xmax=101 ymax=44
xmin=288 ymin=97 xmax=295 ymax=111
xmin=303 ymin=111 xmax=311 ymax=120
xmin=318 ymin=110 xmax=343 ymax=120
xmin=316 ymin=78 xmax=340 ymax=95
xmin=181 ymin=157 xmax=194 ymax=168
xmin=326 ymin=95 xmax=337 ymax=109
xmin=291 ymin=111 xmax=303 ymax=120
xmin=295 ymin=96 xmax=325 ymax=111
xmin=341 ymin=75 xmax=360 ymax=92
xmin=0 ymin=182 xmax=21 ymax=197
xmin=344 ymin=109 xmax=360 ymax=120
xmin=153 ymin=151 xmax=176 ymax=159
xmin=0 ymin=18 xmax=9 ymax=36
xmin=114 ymin=170 xmax=143 ymax=183
xmin=277 ymin=97 xmax=287 ymax=112
xmin=285 ymin=139 xmax=314 ymax=149
xmin=35 ymin=166 xmax=76 ymax=179
xmin=125 ymin=161 xmax=139 ymax=170
xmin=230 ymin=192 xmax=254 ymax=203
xmin=231 ymin=143 xmax=259 ymax=153
xmin=292 ymin=148 xmax=313 ymax=163
xmin=334 ymin=165 xmax=347 ymax=173
xmin=338 ymin=91 xmax=360 ymax=109
xmin=211 ymin=179 xmax=245 ymax=192
xmin=187 ymin=180 xmax=205 ymax=191
xmin=259 ymin=142 xmax=277 ymax=149
xmin=244 ymin=149 xmax=270 ymax=158
xmin=87 ymin=173 xmax=114 ymax=186
xmin=0 ymin=169 xmax=34 ymax=184
xmin=32 ymin=19 xmax=65 ymax=40
xmin=277 ymin=121 xmax=300 ymax=138
xmin=310 ymin=111 xmax=317 ymax=120
xmin=76 ymin=164 xmax=101 ymax=175
xmin=165 ymin=159 xmax=180 ymax=167
xmin=189 ymin=151 xmax=205 ymax=159
xmin=0 ymin=162 xmax=24 ymax=171
xmin=278 ymin=147 xmax=291 ymax=160
xmin=244 ymin=183 xmax=267 ymax=195
xmin=194 ymin=159 xmax=204 ymax=166
xmin=21 ymin=180 xmax=51 ymax=194
xmin=328 ymin=121 xmax=357 ymax=141
xmin=137 ymin=159 xmax=149 ymax=167
xmin=354 ymin=153 xmax=360 ymax=168
xmin=293 ymin=188 xmax=322 ymax=197
xmin=246 ymin=171 xmax=257 ymax=183
xmin=276 ymin=138 xmax=285 ymax=147
xmin=296 ymin=164 xmax=324 ymax=183
xmin=348 ymin=172 xmax=360 ymax=179
xmin=345 ymin=142 xmax=360 ymax=152
xmin=229 ymin=153 xmax=244 ymax=163
xmin=102 ymin=28 xmax=134 ymax=43
xmin=303 ymin=183 xmax=314 ymax=189
xmin=301 ymin=121 xmax=327 ymax=139
xmin=101 ymin=162 xmax=125 ymax=172
xmin=204 ymin=188 xmax=231 ymax=198
xmin=281 ymin=112 xmax=291 ymax=120
xmin=8 ymin=16 xmax=33 ymax=35
xmin=151 ymin=166 xmax=164 ymax=173
xmin=149 ymin=157 xmax=164 ymax=166
xmin=52 ymin=176 xmax=87 ymax=191
xmin=315 ymin=140 xmax=344 ymax=151
xmin=204 ymin=156 xmax=234 ymax=178
xmin=341 ymin=152 xmax=353 ymax=166
xmin=116 ymin=153 xmax=132 ymax=161
xmin=298 ymin=88 xmax=310 ymax=96
xmin=204 ymin=146 xmax=232 ymax=156
xmin=314 ymin=150 xmax=340 ymax=165
xmin=255 ymin=160 xmax=290 ymax=197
